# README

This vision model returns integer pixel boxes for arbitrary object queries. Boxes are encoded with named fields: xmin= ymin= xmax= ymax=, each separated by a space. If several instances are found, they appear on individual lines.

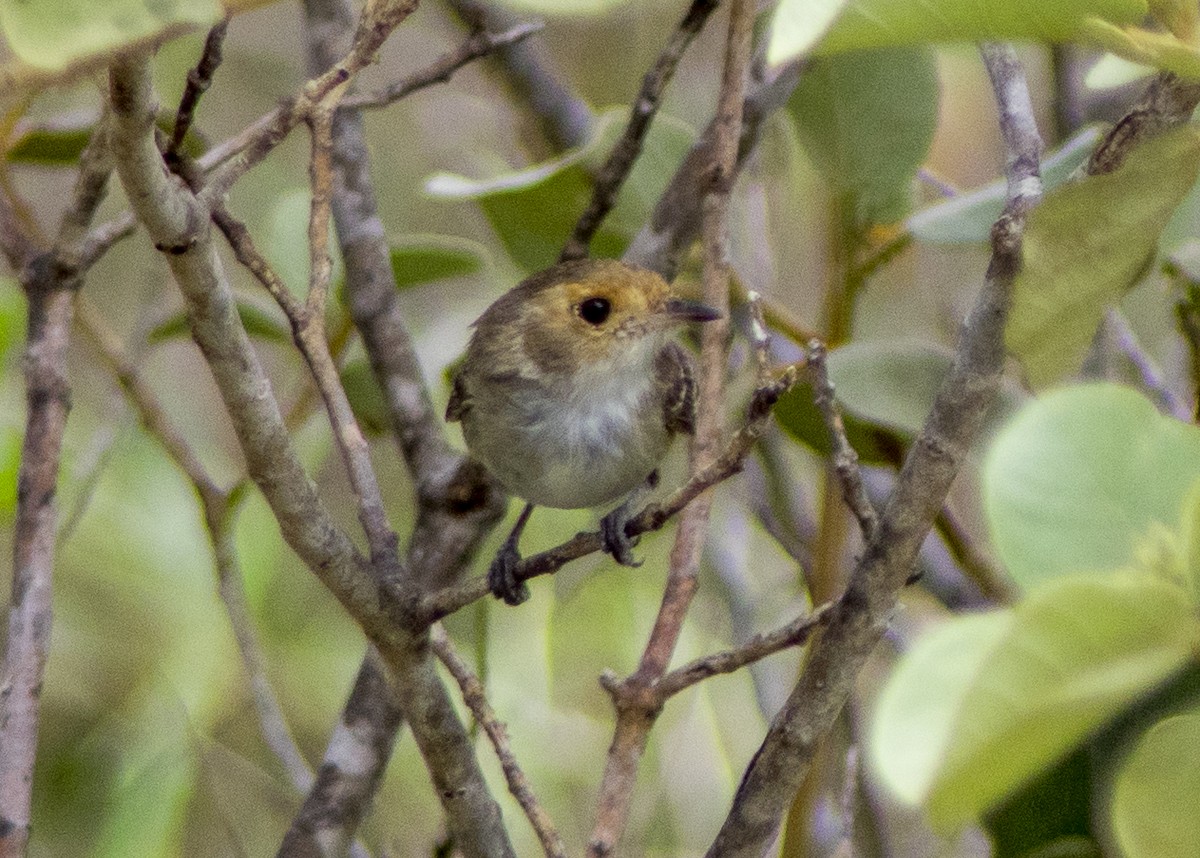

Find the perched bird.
xmin=446 ymin=258 xmax=721 ymax=605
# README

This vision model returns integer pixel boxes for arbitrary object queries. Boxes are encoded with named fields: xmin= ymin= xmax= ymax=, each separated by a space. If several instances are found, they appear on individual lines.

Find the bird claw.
xmin=600 ymin=507 xmax=642 ymax=568
xmin=488 ymin=541 xmax=530 ymax=606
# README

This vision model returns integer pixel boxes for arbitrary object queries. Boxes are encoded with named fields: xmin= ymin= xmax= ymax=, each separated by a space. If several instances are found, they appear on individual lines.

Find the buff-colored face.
xmin=520 ymin=261 xmax=716 ymax=373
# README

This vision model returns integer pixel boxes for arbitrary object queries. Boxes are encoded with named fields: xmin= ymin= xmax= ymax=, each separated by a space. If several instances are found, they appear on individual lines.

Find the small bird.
xmin=446 ymin=258 xmax=721 ymax=605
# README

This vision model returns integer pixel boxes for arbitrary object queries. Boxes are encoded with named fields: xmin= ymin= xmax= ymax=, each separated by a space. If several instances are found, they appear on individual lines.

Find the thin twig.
xmin=586 ymin=4 xmax=756 ymax=855
xmin=431 ymin=626 xmax=568 ymax=858
xmin=1102 ymin=308 xmax=1190 ymax=420
xmin=107 ymin=51 xmax=515 ymax=858
xmin=655 ymin=602 xmax=833 ymax=699
xmin=702 ymin=43 xmax=1044 ymax=858
xmin=165 ymin=16 xmax=230 ymax=165
xmin=1087 ymin=71 xmax=1200 ymax=176
xmin=199 ymin=0 xmax=418 ymax=204
xmin=342 ymin=22 xmax=544 ymax=110
xmin=0 ymin=117 xmax=114 ymax=855
xmin=559 ymin=0 xmax=719 ymax=261
xmin=807 ymin=340 xmax=879 ymax=540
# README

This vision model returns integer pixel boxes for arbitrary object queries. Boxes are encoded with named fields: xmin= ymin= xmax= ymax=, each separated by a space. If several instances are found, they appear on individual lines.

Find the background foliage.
xmin=3 ymin=1 xmax=1200 ymax=857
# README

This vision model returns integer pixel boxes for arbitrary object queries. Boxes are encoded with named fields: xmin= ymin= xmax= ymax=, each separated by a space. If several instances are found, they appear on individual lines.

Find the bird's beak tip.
xmin=664 ymin=297 xmax=722 ymax=323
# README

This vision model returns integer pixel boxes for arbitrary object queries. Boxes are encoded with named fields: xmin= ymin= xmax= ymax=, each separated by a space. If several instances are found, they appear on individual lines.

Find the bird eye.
xmin=577 ymin=297 xmax=612 ymax=326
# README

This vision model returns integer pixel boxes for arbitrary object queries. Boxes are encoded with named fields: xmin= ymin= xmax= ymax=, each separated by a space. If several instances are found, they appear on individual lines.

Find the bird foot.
xmin=600 ymin=506 xmax=642 ymax=568
xmin=487 ymin=541 xmax=530 ymax=606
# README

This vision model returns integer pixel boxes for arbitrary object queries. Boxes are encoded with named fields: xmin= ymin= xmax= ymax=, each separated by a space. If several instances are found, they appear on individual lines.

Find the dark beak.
xmin=664 ymin=297 xmax=722 ymax=323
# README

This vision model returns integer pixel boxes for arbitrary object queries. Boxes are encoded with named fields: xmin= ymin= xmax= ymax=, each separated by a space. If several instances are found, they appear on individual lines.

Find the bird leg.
xmin=488 ymin=501 xmax=535 ymax=605
xmin=600 ymin=470 xmax=659 ymax=568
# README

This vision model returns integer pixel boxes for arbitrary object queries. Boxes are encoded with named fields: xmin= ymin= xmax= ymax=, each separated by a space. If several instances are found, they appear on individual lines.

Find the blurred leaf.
xmin=1007 ymin=126 xmax=1200 ymax=389
xmin=789 ymin=46 xmax=939 ymax=226
xmin=764 ymin=0 xmax=852 ymax=66
xmin=908 ymin=126 xmax=1101 ymax=244
xmin=389 ymin=234 xmax=488 ymax=289
xmin=340 ymin=359 xmax=389 ymax=435
xmin=5 ymin=112 xmax=205 ymax=165
xmin=1111 ymin=711 xmax=1200 ymax=858
xmin=828 ymin=340 xmax=1024 ymax=438
xmin=5 ymin=123 xmax=91 ymax=165
xmin=264 ymin=188 xmax=326 ymax=297
xmin=0 ymin=0 xmax=221 ymax=71
xmin=0 ymin=425 xmax=21 ymax=520
xmin=1079 ymin=19 xmax=1200 ymax=80
xmin=870 ymin=571 xmax=1197 ymax=830
xmin=1149 ymin=0 xmax=1200 ymax=39
xmin=0 ymin=276 xmax=24 ymax=362
xmin=984 ymin=384 xmax=1200 ymax=590
xmin=148 ymin=300 xmax=290 ymax=344
xmin=1085 ymin=53 xmax=1155 ymax=90
xmin=773 ymin=380 xmax=905 ymax=468
xmin=984 ymin=749 xmax=1097 ymax=858
xmin=768 ymin=0 xmax=1146 ymax=65
xmin=426 ymin=109 xmax=694 ymax=272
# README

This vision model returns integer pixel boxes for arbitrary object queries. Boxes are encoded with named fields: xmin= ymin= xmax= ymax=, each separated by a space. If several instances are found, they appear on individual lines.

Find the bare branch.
xmin=586 ymin=4 xmax=757 ymax=854
xmin=165 ymin=16 xmax=231 ymax=166
xmin=655 ymin=602 xmax=833 ymax=699
xmin=702 ymin=43 xmax=1044 ymax=858
xmin=107 ymin=52 xmax=515 ymax=858
xmin=0 ymin=117 xmax=114 ymax=855
xmin=559 ymin=0 xmax=719 ymax=261
xmin=432 ymin=627 xmax=568 ymax=858
xmin=1087 ymin=71 xmax=1200 ymax=176
xmin=343 ymin=22 xmax=544 ymax=110
xmin=806 ymin=340 xmax=879 ymax=540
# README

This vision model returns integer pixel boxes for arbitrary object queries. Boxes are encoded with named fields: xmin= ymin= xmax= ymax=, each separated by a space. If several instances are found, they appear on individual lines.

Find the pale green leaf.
xmin=426 ymin=109 xmax=694 ymax=272
xmin=1112 ymin=711 xmax=1200 ymax=858
xmin=1178 ymin=482 xmax=1200 ymax=604
xmin=871 ymin=572 xmax=1197 ymax=829
xmin=908 ymin=126 xmax=1100 ymax=244
xmin=1080 ymin=18 xmax=1200 ymax=80
xmin=1007 ymin=126 xmax=1200 ymax=388
xmin=0 ymin=0 xmax=221 ymax=72
xmin=1084 ymin=53 xmax=1154 ymax=90
xmin=789 ymin=46 xmax=939 ymax=226
xmin=828 ymin=340 xmax=1024 ymax=439
xmin=983 ymin=384 xmax=1200 ymax=590
xmin=765 ymin=0 xmax=853 ymax=66
xmin=768 ymin=0 xmax=1147 ymax=64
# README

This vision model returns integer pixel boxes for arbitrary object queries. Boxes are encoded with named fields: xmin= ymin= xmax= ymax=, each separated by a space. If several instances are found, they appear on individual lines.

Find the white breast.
xmin=464 ymin=336 xmax=672 ymax=510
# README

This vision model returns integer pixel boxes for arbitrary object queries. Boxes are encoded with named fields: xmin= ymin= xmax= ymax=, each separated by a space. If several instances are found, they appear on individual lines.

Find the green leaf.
xmin=1084 ymin=53 xmax=1154 ymax=90
xmin=5 ymin=123 xmax=92 ymax=165
xmin=389 ymin=235 xmax=488 ymax=289
xmin=426 ymin=108 xmax=694 ymax=272
xmin=768 ymin=0 xmax=1147 ymax=65
xmin=984 ymin=749 xmax=1097 ymax=858
xmin=773 ymin=381 xmax=905 ymax=468
xmin=340 ymin=359 xmax=389 ymax=436
xmin=0 ymin=425 xmax=21 ymax=520
xmin=870 ymin=571 xmax=1197 ymax=830
xmin=789 ymin=46 xmax=939 ymax=226
xmin=908 ymin=127 xmax=1101 ymax=245
xmin=0 ymin=0 xmax=221 ymax=72
xmin=764 ymin=0 xmax=853 ymax=66
xmin=0 ymin=276 xmax=24 ymax=364
xmin=828 ymin=340 xmax=1024 ymax=438
xmin=148 ymin=300 xmax=291 ymax=345
xmin=1111 ymin=711 xmax=1200 ymax=858
xmin=1079 ymin=19 xmax=1200 ymax=81
xmin=1007 ymin=126 xmax=1200 ymax=389
xmin=984 ymin=384 xmax=1200 ymax=590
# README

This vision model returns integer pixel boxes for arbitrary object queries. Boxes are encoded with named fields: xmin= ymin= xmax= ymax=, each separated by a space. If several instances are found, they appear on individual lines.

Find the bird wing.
xmin=656 ymin=341 xmax=697 ymax=436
